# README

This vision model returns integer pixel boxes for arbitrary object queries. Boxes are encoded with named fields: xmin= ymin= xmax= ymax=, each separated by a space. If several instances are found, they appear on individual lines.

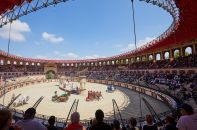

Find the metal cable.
xmin=131 ymin=0 xmax=143 ymax=127
xmin=3 ymin=22 xmax=12 ymax=106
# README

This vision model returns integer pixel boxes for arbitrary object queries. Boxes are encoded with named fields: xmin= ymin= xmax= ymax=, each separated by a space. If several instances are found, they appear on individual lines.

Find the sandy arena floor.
xmin=0 ymin=82 xmax=129 ymax=120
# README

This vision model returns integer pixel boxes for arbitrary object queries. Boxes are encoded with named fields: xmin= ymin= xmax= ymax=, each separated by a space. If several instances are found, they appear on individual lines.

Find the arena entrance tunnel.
xmin=46 ymin=70 xmax=56 ymax=79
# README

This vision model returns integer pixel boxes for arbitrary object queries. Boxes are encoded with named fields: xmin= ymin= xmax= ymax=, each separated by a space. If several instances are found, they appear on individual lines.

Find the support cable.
xmin=130 ymin=0 xmax=143 ymax=127
xmin=3 ymin=22 xmax=12 ymax=106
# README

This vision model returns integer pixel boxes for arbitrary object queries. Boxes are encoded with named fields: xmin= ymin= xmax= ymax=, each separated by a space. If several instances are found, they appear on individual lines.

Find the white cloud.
xmin=66 ymin=53 xmax=79 ymax=59
xmin=120 ymin=36 xmax=155 ymax=52
xmin=84 ymin=54 xmax=106 ymax=59
xmin=120 ymin=44 xmax=135 ymax=52
xmin=35 ymin=55 xmax=48 ymax=59
xmin=42 ymin=32 xmax=64 ymax=43
xmin=53 ymin=51 xmax=79 ymax=59
xmin=0 ymin=20 xmax=31 ymax=42
xmin=137 ymin=37 xmax=156 ymax=47
xmin=34 ymin=51 xmax=106 ymax=60
xmin=16 ymin=54 xmax=22 ymax=57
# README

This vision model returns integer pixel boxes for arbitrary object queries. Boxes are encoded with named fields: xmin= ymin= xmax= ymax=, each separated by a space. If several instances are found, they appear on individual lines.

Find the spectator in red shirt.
xmin=64 ymin=112 xmax=85 ymax=130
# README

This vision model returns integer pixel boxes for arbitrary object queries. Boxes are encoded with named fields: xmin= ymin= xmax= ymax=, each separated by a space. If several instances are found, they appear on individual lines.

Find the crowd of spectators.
xmin=76 ymin=70 xmax=196 ymax=105
xmin=0 ymin=65 xmax=44 ymax=73
xmin=0 ymin=103 xmax=196 ymax=130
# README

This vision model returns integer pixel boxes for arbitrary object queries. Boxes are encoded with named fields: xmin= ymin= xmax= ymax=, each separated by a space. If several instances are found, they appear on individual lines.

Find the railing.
xmin=0 ymin=76 xmax=177 ymax=128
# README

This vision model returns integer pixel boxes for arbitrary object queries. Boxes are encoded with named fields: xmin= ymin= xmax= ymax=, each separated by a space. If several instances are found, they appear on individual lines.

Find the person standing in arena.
xmin=15 ymin=108 xmax=47 ymax=130
xmin=176 ymin=103 xmax=197 ymax=130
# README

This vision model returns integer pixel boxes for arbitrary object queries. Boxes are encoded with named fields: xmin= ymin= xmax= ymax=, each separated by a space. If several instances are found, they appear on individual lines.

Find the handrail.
xmin=33 ymin=96 xmax=44 ymax=109
xmin=65 ymin=99 xmax=79 ymax=126
xmin=7 ymin=93 xmax=21 ymax=108
xmin=0 ymin=76 xmax=176 ymax=128
xmin=112 ymin=99 xmax=124 ymax=127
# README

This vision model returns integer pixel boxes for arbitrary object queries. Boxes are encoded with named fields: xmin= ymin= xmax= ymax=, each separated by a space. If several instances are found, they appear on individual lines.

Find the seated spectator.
xmin=176 ymin=103 xmax=197 ymax=130
xmin=0 ymin=109 xmax=21 ymax=130
xmin=128 ymin=117 xmax=139 ymax=130
xmin=47 ymin=116 xmax=59 ymax=130
xmin=164 ymin=116 xmax=177 ymax=130
xmin=112 ymin=120 xmax=121 ymax=130
xmin=64 ymin=112 xmax=85 ymax=130
xmin=90 ymin=109 xmax=112 ymax=130
xmin=0 ymin=109 xmax=12 ymax=130
xmin=15 ymin=108 xmax=47 ymax=130
xmin=87 ymin=118 xmax=97 ymax=130
xmin=142 ymin=115 xmax=158 ymax=130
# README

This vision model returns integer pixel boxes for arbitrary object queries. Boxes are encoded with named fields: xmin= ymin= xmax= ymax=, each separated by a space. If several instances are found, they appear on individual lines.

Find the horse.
xmin=13 ymin=96 xmax=30 ymax=107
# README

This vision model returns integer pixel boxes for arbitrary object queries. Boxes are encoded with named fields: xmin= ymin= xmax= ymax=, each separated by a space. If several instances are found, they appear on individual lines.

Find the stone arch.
xmin=149 ymin=55 xmax=153 ymax=61
xmin=156 ymin=53 xmax=161 ymax=61
xmin=185 ymin=46 xmax=192 ymax=56
xmin=46 ymin=70 xmax=56 ymax=79
xmin=174 ymin=49 xmax=180 ymax=58
xmin=164 ymin=52 xmax=170 ymax=59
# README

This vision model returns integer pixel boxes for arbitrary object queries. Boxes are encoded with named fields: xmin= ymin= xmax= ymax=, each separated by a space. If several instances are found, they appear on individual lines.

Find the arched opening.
xmin=156 ymin=53 xmax=161 ymax=61
xmin=0 ymin=60 xmax=4 ymax=65
xmin=136 ymin=57 xmax=140 ymax=62
xmin=174 ymin=49 xmax=180 ymax=58
xmin=46 ymin=70 xmax=56 ymax=79
xmin=126 ymin=59 xmax=129 ymax=64
xmin=142 ymin=56 xmax=146 ymax=61
xmin=185 ymin=46 xmax=192 ymax=56
xmin=119 ymin=60 xmax=122 ymax=64
xmin=149 ymin=55 xmax=153 ymax=61
xmin=164 ymin=52 xmax=170 ymax=59
xmin=7 ymin=60 xmax=11 ymax=64
xmin=130 ymin=58 xmax=134 ymax=63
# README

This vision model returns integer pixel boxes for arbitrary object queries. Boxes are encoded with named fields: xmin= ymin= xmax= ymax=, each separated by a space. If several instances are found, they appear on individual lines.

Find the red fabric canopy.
xmin=0 ymin=0 xmax=197 ymax=63
xmin=0 ymin=0 xmax=31 ymax=15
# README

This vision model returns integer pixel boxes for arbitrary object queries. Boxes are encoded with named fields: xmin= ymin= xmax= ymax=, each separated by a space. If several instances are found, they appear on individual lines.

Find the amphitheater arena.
xmin=0 ymin=0 xmax=197 ymax=129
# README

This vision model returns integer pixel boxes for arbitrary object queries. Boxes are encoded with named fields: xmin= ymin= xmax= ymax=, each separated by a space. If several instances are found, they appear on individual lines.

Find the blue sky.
xmin=0 ymin=0 xmax=172 ymax=60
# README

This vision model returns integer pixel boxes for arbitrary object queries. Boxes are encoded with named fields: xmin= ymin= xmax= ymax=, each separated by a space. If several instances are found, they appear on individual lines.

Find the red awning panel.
xmin=0 ymin=0 xmax=197 ymax=63
xmin=0 ymin=0 xmax=30 ymax=15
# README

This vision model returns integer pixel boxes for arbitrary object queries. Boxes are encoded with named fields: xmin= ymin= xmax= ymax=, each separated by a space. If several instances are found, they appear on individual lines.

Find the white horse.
xmin=13 ymin=95 xmax=30 ymax=107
